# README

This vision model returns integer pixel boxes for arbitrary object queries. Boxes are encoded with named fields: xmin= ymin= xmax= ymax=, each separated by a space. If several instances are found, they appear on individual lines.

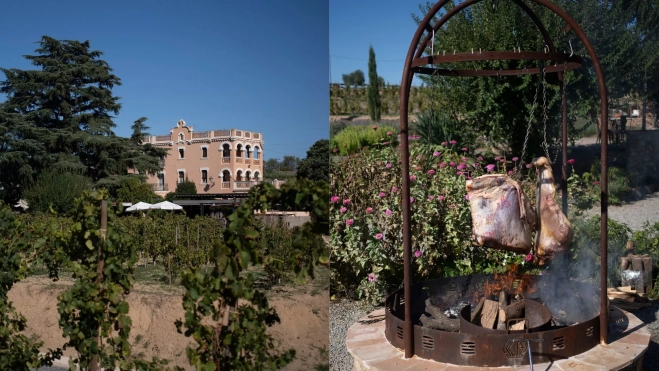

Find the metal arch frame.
xmin=398 ymin=0 xmax=609 ymax=358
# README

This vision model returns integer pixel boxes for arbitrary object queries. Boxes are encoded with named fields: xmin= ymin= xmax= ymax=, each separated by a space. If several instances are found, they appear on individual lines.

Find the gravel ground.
xmin=583 ymin=192 xmax=659 ymax=232
xmin=329 ymin=300 xmax=377 ymax=371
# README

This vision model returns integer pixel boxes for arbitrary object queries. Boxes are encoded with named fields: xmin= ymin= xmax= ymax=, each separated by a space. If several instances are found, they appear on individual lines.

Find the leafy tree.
xmin=297 ymin=139 xmax=329 ymax=183
xmin=113 ymin=176 xmax=158 ymax=203
xmin=0 ymin=36 xmax=166 ymax=205
xmin=367 ymin=46 xmax=382 ymax=122
xmin=22 ymin=169 xmax=91 ymax=215
xmin=342 ymin=69 xmax=365 ymax=87
xmin=174 ymin=177 xmax=197 ymax=195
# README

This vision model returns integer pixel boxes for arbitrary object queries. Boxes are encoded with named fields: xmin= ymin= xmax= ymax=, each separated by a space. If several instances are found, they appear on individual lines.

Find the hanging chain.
xmin=517 ymin=64 xmax=545 ymax=177
xmin=540 ymin=71 xmax=563 ymax=165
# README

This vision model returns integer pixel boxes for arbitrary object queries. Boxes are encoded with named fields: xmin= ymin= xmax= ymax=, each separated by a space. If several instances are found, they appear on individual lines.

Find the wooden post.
xmin=91 ymin=200 xmax=108 ymax=371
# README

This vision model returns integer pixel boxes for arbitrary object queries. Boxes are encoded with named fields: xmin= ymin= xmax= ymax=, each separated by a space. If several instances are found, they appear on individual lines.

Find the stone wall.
xmin=626 ymin=131 xmax=659 ymax=185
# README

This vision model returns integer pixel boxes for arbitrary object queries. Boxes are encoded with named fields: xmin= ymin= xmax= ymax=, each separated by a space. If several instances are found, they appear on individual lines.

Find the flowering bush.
xmin=330 ymin=138 xmax=530 ymax=303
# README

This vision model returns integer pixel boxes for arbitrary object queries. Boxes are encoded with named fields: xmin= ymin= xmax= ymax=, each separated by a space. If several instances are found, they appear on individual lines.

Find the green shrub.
xmin=330 ymin=139 xmax=530 ymax=303
xmin=330 ymin=125 xmax=398 ymax=156
xmin=23 ymin=169 xmax=91 ymax=215
xmin=414 ymin=109 xmax=472 ymax=147
xmin=113 ymin=176 xmax=159 ymax=203
xmin=567 ymin=161 xmax=632 ymax=209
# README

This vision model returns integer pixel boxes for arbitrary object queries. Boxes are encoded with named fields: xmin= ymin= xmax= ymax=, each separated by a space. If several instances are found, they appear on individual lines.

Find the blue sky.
xmin=0 ymin=0 xmax=328 ymax=161
xmin=330 ymin=0 xmax=426 ymax=86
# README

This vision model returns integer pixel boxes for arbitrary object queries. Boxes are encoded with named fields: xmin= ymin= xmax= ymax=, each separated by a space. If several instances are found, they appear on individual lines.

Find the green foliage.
xmin=342 ymin=69 xmax=365 ymax=87
xmin=56 ymin=191 xmax=170 ymax=370
xmin=330 ymin=125 xmax=398 ymax=156
xmin=0 ymin=37 xmax=166 ymax=205
xmin=22 ymin=169 xmax=92 ymax=216
xmin=297 ymin=139 xmax=330 ymax=183
xmin=174 ymin=177 xmax=197 ymax=196
xmin=330 ymin=139 xmax=529 ymax=303
xmin=414 ymin=109 xmax=470 ymax=147
xmin=329 ymin=121 xmax=349 ymax=138
xmin=567 ymin=161 xmax=632 ymax=210
xmin=175 ymin=178 xmax=328 ymax=370
xmin=367 ymin=46 xmax=382 ymax=122
xmin=264 ymin=156 xmax=300 ymax=180
xmin=631 ymin=222 xmax=659 ymax=296
xmin=114 ymin=176 xmax=159 ymax=203
xmin=0 ymin=207 xmax=63 ymax=370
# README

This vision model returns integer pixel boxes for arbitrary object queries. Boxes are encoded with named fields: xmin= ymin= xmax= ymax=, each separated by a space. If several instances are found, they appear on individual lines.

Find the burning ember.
xmin=474 ymin=264 xmax=537 ymax=303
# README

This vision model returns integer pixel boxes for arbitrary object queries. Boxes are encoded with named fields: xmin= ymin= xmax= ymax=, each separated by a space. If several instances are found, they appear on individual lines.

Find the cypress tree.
xmin=0 ymin=36 xmax=167 ymax=204
xmin=367 ymin=46 xmax=381 ymax=122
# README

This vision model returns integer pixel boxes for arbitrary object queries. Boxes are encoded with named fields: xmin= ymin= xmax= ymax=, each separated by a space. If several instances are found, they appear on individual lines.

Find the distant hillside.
xmin=329 ymin=84 xmax=433 ymax=116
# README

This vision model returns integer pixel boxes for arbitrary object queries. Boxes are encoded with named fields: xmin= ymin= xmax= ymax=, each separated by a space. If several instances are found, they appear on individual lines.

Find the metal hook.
xmin=544 ymin=45 xmax=549 ymax=53
xmin=431 ymin=30 xmax=435 ymax=55
xmin=472 ymin=48 xmax=474 ymax=54
xmin=443 ymin=50 xmax=445 ymax=56
xmin=569 ymin=40 xmax=573 ymax=57
xmin=479 ymin=48 xmax=482 ymax=54
xmin=454 ymin=50 xmax=456 ymax=55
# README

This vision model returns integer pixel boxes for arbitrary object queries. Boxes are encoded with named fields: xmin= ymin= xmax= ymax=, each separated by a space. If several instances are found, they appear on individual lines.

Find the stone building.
xmin=143 ymin=119 xmax=264 ymax=196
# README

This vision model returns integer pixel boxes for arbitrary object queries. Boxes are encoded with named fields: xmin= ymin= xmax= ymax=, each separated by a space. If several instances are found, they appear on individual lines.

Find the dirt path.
xmin=10 ymin=275 xmax=329 ymax=371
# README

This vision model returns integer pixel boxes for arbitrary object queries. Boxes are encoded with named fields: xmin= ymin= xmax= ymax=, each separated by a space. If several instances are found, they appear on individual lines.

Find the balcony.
xmin=222 ymin=156 xmax=231 ymax=164
xmin=150 ymin=183 xmax=169 ymax=192
xmin=234 ymin=180 xmax=262 ymax=189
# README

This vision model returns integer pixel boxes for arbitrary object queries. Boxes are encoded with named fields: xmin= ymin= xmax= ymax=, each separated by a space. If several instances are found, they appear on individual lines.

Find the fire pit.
xmin=384 ymin=273 xmax=601 ymax=367
xmin=382 ymin=0 xmax=619 ymax=368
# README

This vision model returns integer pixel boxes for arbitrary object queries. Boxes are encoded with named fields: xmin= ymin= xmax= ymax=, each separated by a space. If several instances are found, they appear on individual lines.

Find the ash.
xmin=444 ymin=301 xmax=469 ymax=318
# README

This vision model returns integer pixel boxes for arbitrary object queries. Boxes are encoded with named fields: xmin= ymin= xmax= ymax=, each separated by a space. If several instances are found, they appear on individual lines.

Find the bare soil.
xmin=9 ymin=273 xmax=329 ymax=371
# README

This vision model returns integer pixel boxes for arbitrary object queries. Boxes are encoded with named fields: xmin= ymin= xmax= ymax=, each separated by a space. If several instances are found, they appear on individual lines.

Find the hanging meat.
xmin=533 ymin=156 xmax=573 ymax=265
xmin=466 ymin=174 xmax=536 ymax=254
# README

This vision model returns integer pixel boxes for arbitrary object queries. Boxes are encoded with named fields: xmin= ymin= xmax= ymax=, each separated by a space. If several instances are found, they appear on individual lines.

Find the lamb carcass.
xmin=466 ymin=174 xmax=536 ymax=254
xmin=533 ymin=156 xmax=573 ymax=265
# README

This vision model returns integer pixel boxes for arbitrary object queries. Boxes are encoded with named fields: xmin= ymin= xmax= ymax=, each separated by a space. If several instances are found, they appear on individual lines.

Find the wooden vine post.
xmin=91 ymin=200 xmax=108 ymax=371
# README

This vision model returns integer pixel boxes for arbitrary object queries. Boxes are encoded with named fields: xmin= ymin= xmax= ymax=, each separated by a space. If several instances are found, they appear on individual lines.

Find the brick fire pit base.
xmin=346 ymin=306 xmax=649 ymax=370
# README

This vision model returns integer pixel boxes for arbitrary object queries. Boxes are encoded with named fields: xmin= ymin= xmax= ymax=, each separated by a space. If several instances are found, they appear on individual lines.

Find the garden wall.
xmin=626 ymin=131 xmax=659 ymax=185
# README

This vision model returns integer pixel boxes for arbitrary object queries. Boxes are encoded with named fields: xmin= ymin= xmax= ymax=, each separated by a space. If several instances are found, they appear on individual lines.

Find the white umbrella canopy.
xmin=125 ymin=202 xmax=153 ymax=212
xmin=149 ymin=201 xmax=183 ymax=210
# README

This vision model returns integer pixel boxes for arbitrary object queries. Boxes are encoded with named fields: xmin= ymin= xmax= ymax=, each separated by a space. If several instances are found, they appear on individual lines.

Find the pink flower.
xmin=449 ymin=204 xmax=456 ymax=209
xmin=461 ymin=157 xmax=468 ymax=163
xmin=368 ymin=273 xmax=377 ymax=282
xmin=414 ymin=250 xmax=422 ymax=258
xmin=433 ymin=151 xmax=440 ymax=157
xmin=366 ymin=207 xmax=373 ymax=214
xmin=343 ymin=199 xmax=351 ymax=205
xmin=500 ymin=158 xmax=506 ymax=163
xmin=375 ymin=233 xmax=383 ymax=240
xmin=410 ymin=175 xmax=417 ymax=181
xmin=512 ymin=157 xmax=519 ymax=162
xmin=478 ymin=156 xmax=483 ymax=161
xmin=465 ymin=194 xmax=470 ymax=201
xmin=372 ymin=125 xmax=378 ymax=130
xmin=385 ymin=209 xmax=392 ymax=216
xmin=333 ymin=148 xmax=339 ymax=153
xmin=568 ymin=159 xmax=575 ymax=164
xmin=428 ymin=195 xmax=434 ymax=201
xmin=441 ymin=142 xmax=447 ymax=146
xmin=495 ymin=156 xmax=501 ymax=160
xmin=437 ymin=195 xmax=445 ymax=201
xmin=526 ymin=163 xmax=532 ymax=168
xmin=331 ymin=196 xmax=340 ymax=203
xmin=439 ymin=162 xmax=446 ymax=168
xmin=457 ymin=164 xmax=466 ymax=170
xmin=386 ymin=163 xmax=392 ymax=168
xmin=450 ymin=140 xmax=457 ymax=145
xmin=392 ymin=187 xmax=398 ymax=193
xmin=346 ymin=218 xmax=354 ymax=226
xmin=486 ymin=164 xmax=495 ymax=172
xmin=387 ymin=131 xmax=393 ymax=136
xmin=410 ymin=197 xmax=414 ymax=203
xmin=428 ymin=169 xmax=435 ymax=175
xmin=508 ymin=170 xmax=513 ymax=176
xmin=379 ymin=192 xmax=386 ymax=197
xmin=462 ymin=147 xmax=468 ymax=151
xmin=340 ymin=207 xmax=347 ymax=214
xmin=449 ymin=161 xmax=456 ymax=167
xmin=414 ymin=166 xmax=421 ymax=171
xmin=525 ymin=252 xmax=533 ymax=262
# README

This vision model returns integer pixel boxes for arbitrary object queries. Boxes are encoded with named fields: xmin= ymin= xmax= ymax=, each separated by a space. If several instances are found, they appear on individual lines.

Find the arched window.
xmin=222 ymin=170 xmax=231 ymax=182
xmin=236 ymin=144 xmax=243 ymax=158
xmin=254 ymin=146 xmax=260 ymax=159
xmin=254 ymin=171 xmax=261 ymax=181
xmin=245 ymin=145 xmax=251 ymax=159
xmin=222 ymin=143 xmax=231 ymax=157
xmin=236 ymin=170 xmax=243 ymax=181
xmin=245 ymin=171 xmax=252 ymax=181
xmin=179 ymin=133 xmax=184 ymax=141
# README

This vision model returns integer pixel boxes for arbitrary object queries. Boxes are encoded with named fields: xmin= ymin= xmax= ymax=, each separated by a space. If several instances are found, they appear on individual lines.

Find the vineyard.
xmin=329 ymin=84 xmax=434 ymax=116
xmin=0 ymin=179 xmax=329 ymax=371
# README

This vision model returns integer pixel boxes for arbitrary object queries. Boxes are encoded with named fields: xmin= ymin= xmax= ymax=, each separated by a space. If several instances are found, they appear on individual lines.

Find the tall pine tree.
xmin=0 ymin=36 xmax=167 ymax=204
xmin=367 ymin=46 xmax=381 ymax=122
